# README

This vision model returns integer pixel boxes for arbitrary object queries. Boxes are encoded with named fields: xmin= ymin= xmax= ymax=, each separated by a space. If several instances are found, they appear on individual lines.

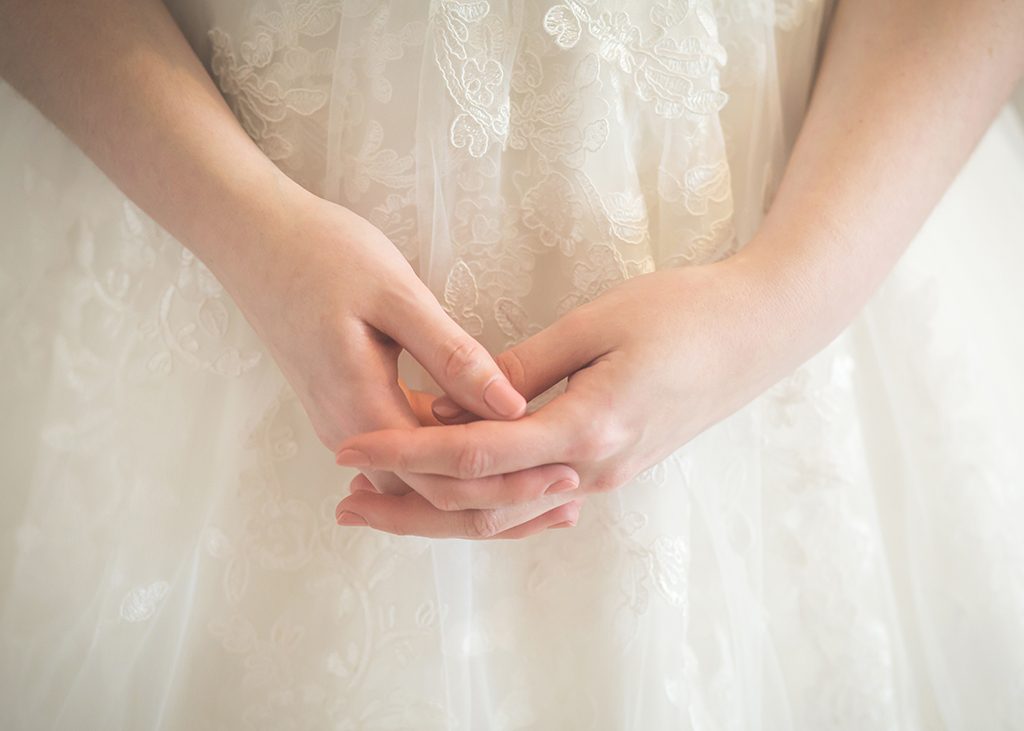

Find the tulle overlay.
xmin=1 ymin=1 xmax=1023 ymax=728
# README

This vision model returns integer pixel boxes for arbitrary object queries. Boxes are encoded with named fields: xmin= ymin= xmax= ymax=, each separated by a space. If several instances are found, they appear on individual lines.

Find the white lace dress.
xmin=2 ymin=1 xmax=1023 ymax=729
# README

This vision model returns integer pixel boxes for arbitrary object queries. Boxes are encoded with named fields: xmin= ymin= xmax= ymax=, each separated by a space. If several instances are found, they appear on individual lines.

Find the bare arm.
xmin=1 ymin=0 xmax=592 ymax=536
xmin=333 ymin=0 xmax=1024 ymax=538
xmin=734 ymin=0 xmax=1024 ymax=365
xmin=0 ymin=0 xmax=296 ymax=297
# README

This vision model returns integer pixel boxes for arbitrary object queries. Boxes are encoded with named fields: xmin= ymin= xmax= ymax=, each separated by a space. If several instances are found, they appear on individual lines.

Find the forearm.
xmin=732 ymin=0 xmax=1024 ymax=360
xmin=0 ymin=0 xmax=299 ymax=294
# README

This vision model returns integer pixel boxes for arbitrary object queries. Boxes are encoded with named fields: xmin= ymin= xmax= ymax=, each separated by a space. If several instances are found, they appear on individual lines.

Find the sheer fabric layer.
xmin=2 ymin=1 xmax=1024 ymax=729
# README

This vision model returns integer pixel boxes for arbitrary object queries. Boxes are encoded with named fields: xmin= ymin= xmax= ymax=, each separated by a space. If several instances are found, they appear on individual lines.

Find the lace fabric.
xmin=2 ymin=1 xmax=1023 ymax=729
xmin=191 ymin=0 xmax=826 ymax=346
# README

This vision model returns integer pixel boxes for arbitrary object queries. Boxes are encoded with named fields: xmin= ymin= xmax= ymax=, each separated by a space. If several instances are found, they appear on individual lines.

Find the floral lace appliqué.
xmin=431 ymin=1 xmax=512 ymax=158
xmin=208 ymin=1 xmax=342 ymax=164
xmin=543 ymin=0 xmax=729 ymax=118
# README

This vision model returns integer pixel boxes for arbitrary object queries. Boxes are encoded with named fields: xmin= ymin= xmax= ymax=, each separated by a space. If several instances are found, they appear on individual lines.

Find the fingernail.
xmin=336 ymin=510 xmax=368 ymax=526
xmin=483 ymin=378 xmax=524 ymax=418
xmin=431 ymin=398 xmax=466 ymax=420
xmin=550 ymin=520 xmax=576 ymax=529
xmin=545 ymin=479 xmax=578 ymax=495
xmin=336 ymin=448 xmax=370 ymax=467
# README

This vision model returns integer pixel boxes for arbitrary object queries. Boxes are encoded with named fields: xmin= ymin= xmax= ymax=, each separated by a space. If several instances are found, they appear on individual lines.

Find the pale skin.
xmin=334 ymin=0 xmax=1024 ymax=537
xmin=3 ymin=2 xmax=1022 ymax=540
xmin=0 ymin=0 xmax=583 ymax=536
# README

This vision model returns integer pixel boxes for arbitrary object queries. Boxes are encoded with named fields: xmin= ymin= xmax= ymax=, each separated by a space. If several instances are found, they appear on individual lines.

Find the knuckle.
xmin=429 ymin=488 xmax=463 ymax=513
xmin=573 ymin=418 xmax=625 ymax=462
xmin=467 ymin=508 xmax=503 ymax=539
xmin=565 ymin=437 xmax=595 ymax=463
xmin=440 ymin=335 xmax=484 ymax=383
xmin=455 ymin=443 xmax=491 ymax=479
xmin=390 ymin=445 xmax=410 ymax=474
xmin=589 ymin=468 xmax=626 ymax=494
xmin=385 ymin=519 xmax=411 ymax=537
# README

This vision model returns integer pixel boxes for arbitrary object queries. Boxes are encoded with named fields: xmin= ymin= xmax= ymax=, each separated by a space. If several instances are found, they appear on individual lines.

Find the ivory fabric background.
xmin=1 ymin=1 xmax=1023 ymax=729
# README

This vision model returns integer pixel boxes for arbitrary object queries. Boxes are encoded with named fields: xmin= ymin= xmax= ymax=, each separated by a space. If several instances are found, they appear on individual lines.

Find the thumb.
xmin=432 ymin=311 xmax=600 ymax=423
xmin=374 ymin=286 xmax=527 ymax=421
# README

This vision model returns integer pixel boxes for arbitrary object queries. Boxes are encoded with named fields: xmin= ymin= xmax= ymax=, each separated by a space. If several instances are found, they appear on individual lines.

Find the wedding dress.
xmin=2 ymin=1 xmax=1023 ymax=729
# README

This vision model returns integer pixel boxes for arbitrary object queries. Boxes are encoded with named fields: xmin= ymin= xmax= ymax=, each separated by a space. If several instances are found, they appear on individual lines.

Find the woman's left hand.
xmin=334 ymin=256 xmax=804 ymax=538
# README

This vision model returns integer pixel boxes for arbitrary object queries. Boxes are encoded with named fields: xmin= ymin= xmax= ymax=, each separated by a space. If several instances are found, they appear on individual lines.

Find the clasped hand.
xmin=335 ymin=260 xmax=783 ymax=540
xmin=229 ymin=188 xmax=588 ymax=539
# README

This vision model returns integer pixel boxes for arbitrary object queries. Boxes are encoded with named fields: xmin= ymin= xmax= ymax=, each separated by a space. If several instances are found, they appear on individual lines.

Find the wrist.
xmin=717 ymin=234 xmax=854 ymax=378
xmin=183 ymin=162 xmax=313 ymax=307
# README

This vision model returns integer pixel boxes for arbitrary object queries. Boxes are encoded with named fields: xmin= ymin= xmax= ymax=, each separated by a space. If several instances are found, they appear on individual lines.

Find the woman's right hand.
xmin=0 ymin=0 xmax=579 ymax=536
xmin=214 ymin=183 xmax=582 ymax=535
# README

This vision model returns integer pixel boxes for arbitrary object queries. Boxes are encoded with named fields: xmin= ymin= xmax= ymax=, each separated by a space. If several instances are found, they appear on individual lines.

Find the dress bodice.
xmin=6 ymin=5 xmax=1024 ymax=730
xmin=164 ymin=0 xmax=831 ymax=356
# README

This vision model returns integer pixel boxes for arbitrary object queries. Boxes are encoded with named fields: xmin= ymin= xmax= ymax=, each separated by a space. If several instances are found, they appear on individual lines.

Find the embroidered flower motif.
xmin=208 ymin=0 xmax=341 ymax=163
xmin=240 ymin=32 xmax=274 ymax=68
xmin=442 ymin=260 xmax=485 ymax=336
xmin=462 ymin=58 xmax=503 ymax=107
xmin=520 ymin=171 xmax=586 ymax=255
xmin=542 ymin=4 xmax=583 ymax=48
xmin=591 ymin=12 xmax=642 ymax=73
xmin=493 ymin=297 xmax=543 ymax=348
xmin=509 ymin=53 xmax=608 ymax=167
xmin=652 ymin=536 xmax=689 ymax=607
xmin=433 ymin=1 xmax=510 ymax=158
xmin=542 ymin=0 xmax=729 ymax=119
xmin=658 ymin=160 xmax=732 ymax=216
xmin=368 ymin=191 xmax=419 ymax=262
xmin=602 ymin=190 xmax=649 ymax=245
xmin=557 ymin=242 xmax=653 ymax=315
xmin=342 ymin=120 xmax=415 ymax=203
xmin=119 ymin=581 xmax=170 ymax=623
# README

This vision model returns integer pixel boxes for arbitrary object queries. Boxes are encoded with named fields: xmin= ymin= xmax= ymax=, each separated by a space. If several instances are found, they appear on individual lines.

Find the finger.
xmin=339 ymin=329 xmax=422 ymax=496
xmin=430 ymin=394 xmax=480 ymax=425
xmin=363 ymin=467 xmax=409 ymax=496
xmin=349 ymin=473 xmax=379 ymax=494
xmin=398 ymin=462 xmax=580 ymax=511
xmin=345 ymin=471 xmax=585 ymax=520
xmin=430 ymin=309 xmax=602 ymax=424
xmin=402 ymin=385 xmax=445 ymax=427
xmin=372 ymin=285 xmax=528 ymax=421
xmin=488 ymin=499 xmax=584 ymax=539
xmin=334 ymin=476 xmax=582 ymax=539
xmin=337 ymin=388 xmax=596 ymax=478
xmin=347 ymin=379 xmax=416 ymax=496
